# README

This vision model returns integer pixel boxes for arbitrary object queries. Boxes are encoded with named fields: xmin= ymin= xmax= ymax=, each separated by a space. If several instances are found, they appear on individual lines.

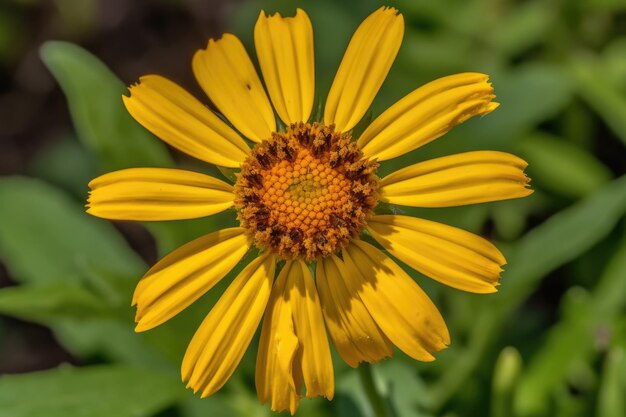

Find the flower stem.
xmin=358 ymin=363 xmax=392 ymax=417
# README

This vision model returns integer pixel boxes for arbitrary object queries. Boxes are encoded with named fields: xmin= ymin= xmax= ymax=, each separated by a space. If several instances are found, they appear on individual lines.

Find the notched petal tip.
xmin=324 ymin=4 xmax=404 ymax=132
xmin=358 ymin=73 xmax=503 ymax=161
xmin=202 ymin=32 xmax=237 ymax=48
xmin=379 ymin=5 xmax=402 ymax=17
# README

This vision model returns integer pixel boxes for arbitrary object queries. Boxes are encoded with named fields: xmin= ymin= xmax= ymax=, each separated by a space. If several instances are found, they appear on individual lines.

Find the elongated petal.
xmin=193 ymin=34 xmax=276 ymax=142
xmin=256 ymin=262 xmax=301 ymax=415
xmin=182 ymin=254 xmax=276 ymax=397
xmin=289 ymin=260 xmax=334 ymax=400
xmin=256 ymin=261 xmax=334 ymax=414
xmin=123 ymin=75 xmax=249 ymax=167
xmin=343 ymin=240 xmax=450 ymax=361
xmin=133 ymin=228 xmax=250 ymax=331
xmin=368 ymin=215 xmax=506 ymax=293
xmin=358 ymin=73 xmax=499 ymax=161
xmin=324 ymin=7 xmax=404 ymax=132
xmin=317 ymin=255 xmax=393 ymax=367
xmin=379 ymin=151 xmax=533 ymax=207
xmin=87 ymin=168 xmax=234 ymax=221
xmin=255 ymin=9 xmax=314 ymax=125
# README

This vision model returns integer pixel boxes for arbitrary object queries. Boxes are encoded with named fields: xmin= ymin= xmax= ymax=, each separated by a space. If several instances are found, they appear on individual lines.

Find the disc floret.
xmin=234 ymin=122 xmax=379 ymax=260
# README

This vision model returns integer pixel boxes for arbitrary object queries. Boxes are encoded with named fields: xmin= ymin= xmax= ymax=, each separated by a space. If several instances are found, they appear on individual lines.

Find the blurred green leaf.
xmin=488 ymin=1 xmax=556 ymax=57
xmin=514 ymin=287 xmax=595 ymax=417
xmin=0 ymin=284 xmax=109 ymax=322
xmin=571 ymin=54 xmax=626 ymax=147
xmin=0 ymin=178 xmax=174 ymax=366
xmin=53 ymin=319 xmax=174 ymax=368
xmin=398 ymin=30 xmax=474 ymax=76
xmin=582 ymin=0 xmax=626 ymax=11
xmin=492 ymin=198 xmax=534 ymax=240
xmin=28 ymin=136 xmax=98 ymax=199
xmin=517 ymin=132 xmax=612 ymax=198
xmin=492 ymin=347 xmax=523 ymax=417
xmin=597 ymin=348 xmax=626 ymax=417
xmin=603 ymin=37 xmax=626 ymax=92
xmin=499 ymin=176 xmax=626 ymax=306
xmin=0 ymin=176 xmax=145 ymax=286
xmin=181 ymin=395 xmax=240 ymax=417
xmin=379 ymin=361 xmax=432 ymax=417
xmin=40 ymin=41 xmax=173 ymax=171
xmin=337 ymin=360 xmax=433 ymax=417
xmin=0 ymin=365 xmax=184 ymax=417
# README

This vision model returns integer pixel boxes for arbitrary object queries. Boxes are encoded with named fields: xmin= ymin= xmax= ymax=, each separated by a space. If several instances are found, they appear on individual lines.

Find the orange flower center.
xmin=234 ymin=122 xmax=379 ymax=260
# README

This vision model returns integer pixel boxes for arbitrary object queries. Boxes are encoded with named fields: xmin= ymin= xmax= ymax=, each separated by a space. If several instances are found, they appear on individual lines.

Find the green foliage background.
xmin=1 ymin=0 xmax=626 ymax=416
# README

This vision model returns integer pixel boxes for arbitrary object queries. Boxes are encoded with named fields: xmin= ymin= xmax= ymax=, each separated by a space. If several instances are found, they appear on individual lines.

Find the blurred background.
xmin=1 ymin=0 xmax=626 ymax=416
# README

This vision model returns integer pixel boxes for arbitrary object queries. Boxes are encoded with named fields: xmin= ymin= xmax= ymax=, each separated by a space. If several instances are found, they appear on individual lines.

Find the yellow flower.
xmin=86 ymin=6 xmax=532 ymax=414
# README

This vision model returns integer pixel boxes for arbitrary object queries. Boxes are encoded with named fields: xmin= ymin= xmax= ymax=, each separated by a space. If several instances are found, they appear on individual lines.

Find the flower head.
xmin=86 ymin=6 xmax=532 ymax=414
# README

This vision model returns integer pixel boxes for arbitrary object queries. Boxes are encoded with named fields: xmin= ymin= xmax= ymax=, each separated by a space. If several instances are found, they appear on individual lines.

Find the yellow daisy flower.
xmin=86 ymin=6 xmax=532 ymax=414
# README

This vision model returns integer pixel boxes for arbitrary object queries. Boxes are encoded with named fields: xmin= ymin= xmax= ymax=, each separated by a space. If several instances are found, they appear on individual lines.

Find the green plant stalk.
xmin=358 ymin=363 xmax=392 ymax=417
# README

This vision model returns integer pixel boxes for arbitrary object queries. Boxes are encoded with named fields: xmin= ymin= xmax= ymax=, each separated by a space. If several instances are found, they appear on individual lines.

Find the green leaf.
xmin=0 ymin=176 xmax=145 ymax=287
xmin=53 ymin=319 xmax=174 ymax=369
xmin=336 ymin=360 xmax=433 ymax=417
xmin=498 ymin=176 xmax=626 ymax=304
xmin=513 ymin=287 xmax=595 ymax=417
xmin=492 ymin=347 xmax=523 ymax=417
xmin=0 ymin=284 xmax=110 ymax=322
xmin=571 ymin=55 xmax=626 ymax=147
xmin=517 ymin=132 xmax=612 ymax=198
xmin=40 ymin=41 xmax=173 ymax=171
xmin=597 ymin=348 xmax=626 ymax=417
xmin=0 ymin=365 xmax=184 ymax=417
xmin=603 ymin=37 xmax=626 ymax=92
xmin=582 ymin=0 xmax=626 ymax=12
xmin=0 ymin=282 xmax=171 ymax=369
xmin=492 ymin=198 xmax=535 ymax=241
xmin=514 ymin=233 xmax=626 ymax=416
xmin=0 ymin=178 xmax=169 ymax=366
xmin=488 ymin=1 xmax=556 ymax=57
xmin=28 ymin=136 xmax=98 ymax=199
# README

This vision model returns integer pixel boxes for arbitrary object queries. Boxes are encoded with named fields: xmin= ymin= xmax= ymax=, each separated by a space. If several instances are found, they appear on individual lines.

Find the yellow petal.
xmin=256 ymin=260 xmax=334 ymax=414
xmin=133 ymin=228 xmax=250 ymax=331
xmin=343 ymin=240 xmax=450 ymax=361
xmin=289 ymin=260 xmax=334 ymax=400
xmin=368 ymin=215 xmax=506 ymax=293
xmin=193 ymin=34 xmax=276 ymax=142
xmin=324 ymin=7 xmax=404 ymax=132
xmin=87 ymin=168 xmax=234 ymax=221
xmin=379 ymin=151 xmax=533 ymax=207
xmin=358 ymin=73 xmax=499 ymax=161
xmin=316 ymin=255 xmax=393 ymax=367
xmin=123 ymin=75 xmax=249 ymax=168
xmin=182 ymin=254 xmax=276 ymax=397
xmin=256 ymin=261 xmax=301 ymax=415
xmin=255 ymin=9 xmax=315 ymax=125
